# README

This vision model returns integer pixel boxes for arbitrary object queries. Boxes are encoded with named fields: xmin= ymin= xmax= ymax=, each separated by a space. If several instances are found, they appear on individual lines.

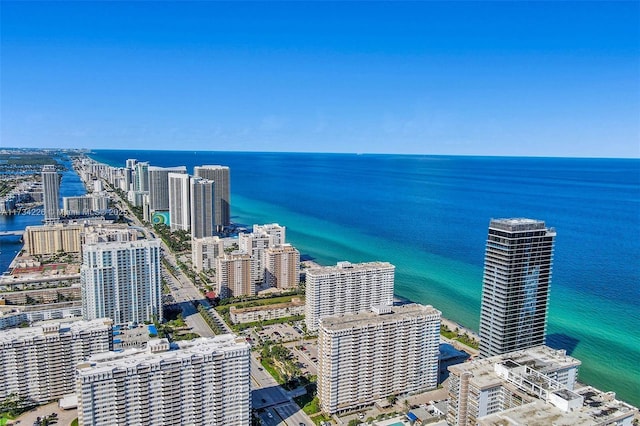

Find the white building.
xmin=193 ymin=165 xmax=230 ymax=230
xmin=77 ymin=335 xmax=251 ymax=426
xmin=0 ymin=319 xmax=113 ymax=403
xmin=168 ymin=172 xmax=190 ymax=231
xmin=318 ymin=304 xmax=441 ymax=414
xmin=265 ymin=244 xmax=300 ymax=289
xmin=133 ymin=161 xmax=149 ymax=192
xmin=447 ymin=345 xmax=582 ymax=426
xmin=190 ymin=177 xmax=215 ymax=238
xmin=81 ymin=239 xmax=162 ymax=324
xmin=62 ymin=194 xmax=110 ymax=215
xmin=192 ymin=236 xmax=225 ymax=272
xmin=253 ymin=223 xmax=286 ymax=245
xmin=216 ymin=253 xmax=253 ymax=298
xmin=305 ymin=261 xmax=395 ymax=332
xmin=42 ymin=164 xmax=60 ymax=223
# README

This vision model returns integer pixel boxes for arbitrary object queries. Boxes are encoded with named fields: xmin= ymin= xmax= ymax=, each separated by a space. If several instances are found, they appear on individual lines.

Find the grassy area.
xmin=440 ymin=324 xmax=479 ymax=349
xmin=294 ymin=394 xmax=321 ymax=415
xmin=261 ymin=359 xmax=284 ymax=384
xmin=311 ymin=412 xmax=332 ymax=425
xmin=71 ymin=419 xmax=79 ymax=426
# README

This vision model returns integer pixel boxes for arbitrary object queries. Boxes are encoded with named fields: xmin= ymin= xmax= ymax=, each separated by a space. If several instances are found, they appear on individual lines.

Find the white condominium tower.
xmin=305 ymin=261 xmax=395 ymax=332
xmin=265 ymin=244 xmax=300 ymax=289
xmin=0 ymin=319 xmax=113 ymax=404
xmin=193 ymin=165 xmax=230 ymax=230
xmin=192 ymin=236 xmax=225 ymax=272
xmin=168 ymin=172 xmax=191 ymax=231
xmin=190 ymin=177 xmax=215 ymax=238
xmin=81 ymin=239 xmax=162 ymax=324
xmin=479 ymin=218 xmax=556 ymax=358
xmin=42 ymin=164 xmax=60 ymax=223
xmin=148 ymin=165 xmax=186 ymax=211
xmin=77 ymin=336 xmax=251 ymax=426
xmin=133 ymin=161 xmax=149 ymax=192
xmin=318 ymin=304 xmax=441 ymax=414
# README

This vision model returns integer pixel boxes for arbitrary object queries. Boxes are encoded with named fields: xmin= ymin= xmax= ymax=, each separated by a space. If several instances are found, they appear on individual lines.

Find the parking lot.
xmin=12 ymin=401 xmax=77 ymax=426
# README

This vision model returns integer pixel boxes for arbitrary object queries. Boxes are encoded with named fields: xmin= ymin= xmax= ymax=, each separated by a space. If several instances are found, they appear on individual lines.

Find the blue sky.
xmin=1 ymin=1 xmax=638 ymax=157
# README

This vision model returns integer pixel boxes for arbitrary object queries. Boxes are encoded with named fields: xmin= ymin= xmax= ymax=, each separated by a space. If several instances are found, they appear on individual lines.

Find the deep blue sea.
xmin=4 ymin=150 xmax=639 ymax=405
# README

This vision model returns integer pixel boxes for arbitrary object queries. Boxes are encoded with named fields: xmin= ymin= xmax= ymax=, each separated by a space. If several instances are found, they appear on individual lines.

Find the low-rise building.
xmin=447 ymin=346 xmax=585 ymax=426
xmin=229 ymin=297 xmax=304 ymax=324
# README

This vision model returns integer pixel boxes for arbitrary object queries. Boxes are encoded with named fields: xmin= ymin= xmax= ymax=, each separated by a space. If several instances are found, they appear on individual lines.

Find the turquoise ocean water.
xmin=83 ymin=151 xmax=640 ymax=405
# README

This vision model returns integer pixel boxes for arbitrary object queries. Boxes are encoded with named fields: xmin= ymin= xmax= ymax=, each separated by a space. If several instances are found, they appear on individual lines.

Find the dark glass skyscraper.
xmin=479 ymin=218 xmax=556 ymax=358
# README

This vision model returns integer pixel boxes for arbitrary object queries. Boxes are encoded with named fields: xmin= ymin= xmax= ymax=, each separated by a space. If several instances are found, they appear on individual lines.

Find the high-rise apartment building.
xmin=305 ymin=261 xmax=395 ymax=332
xmin=81 ymin=239 xmax=162 ymax=324
xmin=479 ymin=219 xmax=556 ymax=358
xmin=0 ymin=319 xmax=113 ymax=404
xmin=216 ymin=253 xmax=253 ymax=298
xmin=318 ymin=304 xmax=441 ymax=414
xmin=133 ymin=161 xmax=149 ymax=192
xmin=238 ymin=231 xmax=271 ymax=284
xmin=148 ymin=166 xmax=186 ymax=211
xmin=42 ymin=164 xmax=60 ymax=223
xmin=265 ymin=244 xmax=300 ymax=289
xmin=77 ymin=336 xmax=251 ymax=426
xmin=192 ymin=236 xmax=225 ymax=272
xmin=193 ymin=165 xmax=230 ymax=230
xmin=168 ymin=172 xmax=191 ymax=232
xmin=190 ymin=177 xmax=215 ymax=238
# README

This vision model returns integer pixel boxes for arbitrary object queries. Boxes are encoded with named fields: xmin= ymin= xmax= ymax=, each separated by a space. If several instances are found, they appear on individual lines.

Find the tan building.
xmin=216 ymin=253 xmax=253 ymax=298
xmin=24 ymin=223 xmax=83 ymax=255
xmin=265 ymin=244 xmax=300 ymax=289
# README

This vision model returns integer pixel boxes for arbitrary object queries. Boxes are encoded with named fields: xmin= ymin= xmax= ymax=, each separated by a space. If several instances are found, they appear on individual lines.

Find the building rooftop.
xmin=306 ymin=261 xmax=394 ymax=275
xmin=489 ymin=218 xmax=547 ymax=232
xmin=0 ymin=318 xmax=112 ymax=344
xmin=79 ymin=335 xmax=249 ymax=377
xmin=319 ymin=303 xmax=441 ymax=331
xmin=477 ymin=386 xmax=637 ymax=426
xmin=448 ymin=346 xmax=581 ymax=390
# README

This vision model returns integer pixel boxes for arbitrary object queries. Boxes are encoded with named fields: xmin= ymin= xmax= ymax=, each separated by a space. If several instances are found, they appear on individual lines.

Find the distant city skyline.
xmin=2 ymin=1 xmax=638 ymax=158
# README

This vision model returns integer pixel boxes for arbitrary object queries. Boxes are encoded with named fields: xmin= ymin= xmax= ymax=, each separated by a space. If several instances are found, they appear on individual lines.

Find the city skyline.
xmin=2 ymin=2 xmax=638 ymax=158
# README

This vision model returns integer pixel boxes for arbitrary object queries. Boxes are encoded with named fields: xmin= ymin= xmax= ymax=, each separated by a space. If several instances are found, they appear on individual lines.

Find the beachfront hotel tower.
xmin=41 ymin=164 xmax=60 ymax=223
xmin=318 ymin=304 xmax=441 ymax=414
xmin=81 ymin=239 xmax=162 ymax=324
xmin=193 ymin=165 xmax=230 ymax=230
xmin=479 ymin=218 xmax=556 ymax=358
xmin=305 ymin=261 xmax=395 ymax=332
